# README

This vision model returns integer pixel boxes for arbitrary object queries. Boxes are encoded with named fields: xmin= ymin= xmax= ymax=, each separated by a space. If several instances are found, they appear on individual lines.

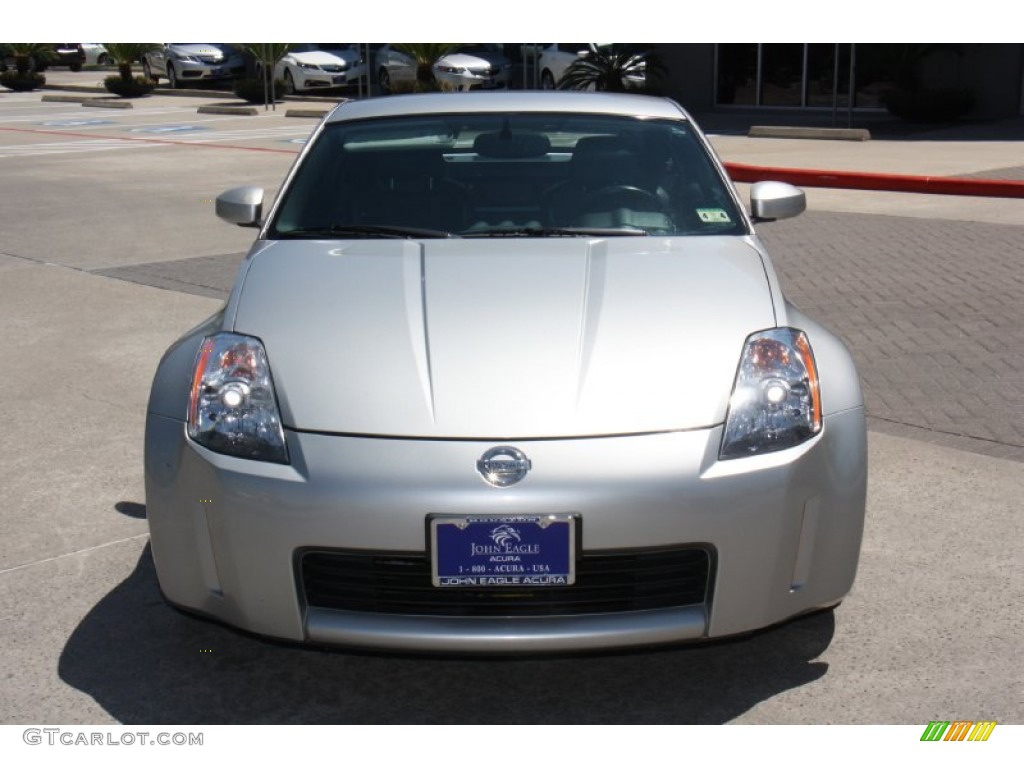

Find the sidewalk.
xmin=699 ymin=114 xmax=1024 ymax=461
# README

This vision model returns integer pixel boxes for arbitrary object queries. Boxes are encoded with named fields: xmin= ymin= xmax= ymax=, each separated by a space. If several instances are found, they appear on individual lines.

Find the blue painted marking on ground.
xmin=41 ymin=119 xmax=113 ymax=127
xmin=129 ymin=125 xmax=209 ymax=134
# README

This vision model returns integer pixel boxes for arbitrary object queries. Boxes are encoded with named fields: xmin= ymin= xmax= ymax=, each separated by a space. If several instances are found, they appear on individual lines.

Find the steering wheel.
xmin=580 ymin=185 xmax=665 ymax=211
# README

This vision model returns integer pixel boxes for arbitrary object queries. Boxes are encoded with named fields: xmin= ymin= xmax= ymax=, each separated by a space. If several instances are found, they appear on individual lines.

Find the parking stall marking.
xmin=129 ymin=124 xmax=210 ymax=134
xmin=0 ymin=106 xmax=218 ymax=125
xmin=0 ymin=125 xmax=304 ymax=157
xmin=0 ymin=138 xmax=175 ymax=158
xmin=40 ymin=118 xmax=114 ymax=127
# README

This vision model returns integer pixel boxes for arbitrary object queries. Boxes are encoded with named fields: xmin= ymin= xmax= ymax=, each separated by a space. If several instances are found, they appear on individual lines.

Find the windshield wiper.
xmin=463 ymin=226 xmax=648 ymax=238
xmin=276 ymin=224 xmax=459 ymax=239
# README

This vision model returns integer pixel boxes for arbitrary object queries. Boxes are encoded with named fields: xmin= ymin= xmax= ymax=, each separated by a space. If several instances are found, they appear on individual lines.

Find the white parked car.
xmin=376 ymin=44 xmax=510 ymax=93
xmin=270 ymin=44 xmax=364 ymax=94
xmin=432 ymin=44 xmax=511 ymax=91
xmin=81 ymin=44 xmax=110 ymax=67
xmin=538 ymin=43 xmax=646 ymax=91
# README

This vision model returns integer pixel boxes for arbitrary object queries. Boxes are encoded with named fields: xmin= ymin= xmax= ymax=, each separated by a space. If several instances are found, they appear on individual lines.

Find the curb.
xmin=40 ymin=84 xmax=108 ymax=94
xmin=285 ymin=109 xmax=329 ymax=118
xmin=724 ymin=162 xmax=1024 ymax=199
xmin=82 ymin=99 xmax=133 ymax=109
xmin=197 ymin=105 xmax=259 ymax=116
xmin=41 ymin=94 xmax=133 ymax=109
xmin=41 ymin=94 xmax=95 ymax=102
xmin=748 ymin=126 xmax=871 ymax=142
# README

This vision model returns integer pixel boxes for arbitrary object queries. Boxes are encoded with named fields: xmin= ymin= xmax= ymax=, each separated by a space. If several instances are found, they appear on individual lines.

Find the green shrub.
xmin=103 ymin=74 xmax=155 ymax=98
xmin=234 ymin=77 xmax=286 ymax=104
xmin=0 ymin=69 xmax=45 ymax=91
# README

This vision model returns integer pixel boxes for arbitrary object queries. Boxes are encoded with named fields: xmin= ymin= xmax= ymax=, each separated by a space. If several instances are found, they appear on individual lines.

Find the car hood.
xmin=233 ymin=237 xmax=775 ymax=438
xmin=437 ymin=52 xmax=506 ymax=69
xmin=170 ymin=44 xmax=231 ymax=58
xmin=290 ymin=50 xmax=350 ymax=66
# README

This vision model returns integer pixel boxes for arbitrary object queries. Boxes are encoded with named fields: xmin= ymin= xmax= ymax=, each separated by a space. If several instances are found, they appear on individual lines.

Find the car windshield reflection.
xmin=269 ymin=112 xmax=745 ymax=239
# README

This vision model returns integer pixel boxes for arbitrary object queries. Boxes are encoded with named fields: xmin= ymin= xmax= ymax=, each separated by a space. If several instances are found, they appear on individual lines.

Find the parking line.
xmin=0 ymin=533 xmax=150 ymax=576
xmin=0 ymin=125 xmax=301 ymax=154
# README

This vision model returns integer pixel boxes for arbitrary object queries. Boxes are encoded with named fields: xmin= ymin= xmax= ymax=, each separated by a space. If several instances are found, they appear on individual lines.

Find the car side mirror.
xmin=750 ymin=181 xmax=806 ymax=223
xmin=216 ymin=186 xmax=264 ymax=228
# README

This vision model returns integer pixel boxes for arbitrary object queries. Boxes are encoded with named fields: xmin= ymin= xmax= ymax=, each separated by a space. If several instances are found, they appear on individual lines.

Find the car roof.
xmin=324 ymin=91 xmax=691 ymax=124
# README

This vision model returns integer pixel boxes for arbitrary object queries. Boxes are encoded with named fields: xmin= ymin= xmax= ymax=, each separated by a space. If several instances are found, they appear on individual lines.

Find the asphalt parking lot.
xmin=0 ymin=79 xmax=1021 ymax=724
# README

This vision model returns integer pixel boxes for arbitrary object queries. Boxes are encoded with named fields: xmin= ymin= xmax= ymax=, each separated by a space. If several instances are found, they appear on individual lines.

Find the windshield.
xmin=268 ymin=112 xmax=746 ymax=239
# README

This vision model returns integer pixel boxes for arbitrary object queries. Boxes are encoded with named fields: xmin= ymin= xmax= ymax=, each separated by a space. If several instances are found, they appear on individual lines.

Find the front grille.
xmin=320 ymin=64 xmax=346 ymax=73
xmin=300 ymin=547 xmax=711 ymax=617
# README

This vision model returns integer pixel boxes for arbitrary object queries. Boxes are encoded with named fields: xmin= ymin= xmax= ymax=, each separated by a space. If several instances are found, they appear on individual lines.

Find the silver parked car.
xmin=142 ymin=43 xmax=245 ymax=88
xmin=146 ymin=92 xmax=866 ymax=653
xmin=269 ymin=44 xmax=365 ymax=94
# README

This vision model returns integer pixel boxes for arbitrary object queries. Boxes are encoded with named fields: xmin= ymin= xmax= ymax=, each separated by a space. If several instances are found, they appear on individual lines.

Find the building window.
xmin=716 ymin=44 xmax=893 ymax=109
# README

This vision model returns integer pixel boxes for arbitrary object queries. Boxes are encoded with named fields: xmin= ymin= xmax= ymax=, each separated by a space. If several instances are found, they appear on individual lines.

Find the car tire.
xmin=168 ymin=63 xmax=181 ymax=89
xmin=143 ymin=59 xmax=157 ymax=82
xmin=378 ymin=67 xmax=391 ymax=95
xmin=70 ymin=62 xmax=82 ymax=72
xmin=541 ymin=69 xmax=556 ymax=90
xmin=97 ymin=53 xmax=110 ymax=67
xmin=284 ymin=69 xmax=296 ymax=95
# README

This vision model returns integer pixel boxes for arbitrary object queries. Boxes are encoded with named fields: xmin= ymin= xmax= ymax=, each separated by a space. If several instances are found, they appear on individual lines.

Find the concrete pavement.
xmin=0 ymin=81 xmax=1021 ymax=724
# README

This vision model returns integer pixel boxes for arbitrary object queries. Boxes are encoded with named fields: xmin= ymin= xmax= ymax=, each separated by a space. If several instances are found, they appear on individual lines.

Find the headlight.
xmin=187 ymin=334 xmax=289 ymax=464
xmin=720 ymin=328 xmax=821 ymax=459
xmin=298 ymin=62 xmax=320 ymax=70
xmin=435 ymin=65 xmax=463 ymax=74
xmin=173 ymin=54 xmax=200 ymax=63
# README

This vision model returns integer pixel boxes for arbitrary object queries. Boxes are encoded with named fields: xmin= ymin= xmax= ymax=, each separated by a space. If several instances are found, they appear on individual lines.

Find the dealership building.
xmin=647 ymin=44 xmax=1024 ymax=119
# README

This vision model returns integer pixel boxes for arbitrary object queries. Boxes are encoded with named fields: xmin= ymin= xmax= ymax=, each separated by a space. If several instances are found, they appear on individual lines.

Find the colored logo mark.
xmin=920 ymin=721 xmax=996 ymax=741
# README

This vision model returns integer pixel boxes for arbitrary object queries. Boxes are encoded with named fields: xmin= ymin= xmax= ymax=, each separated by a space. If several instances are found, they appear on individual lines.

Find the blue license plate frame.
xmin=429 ymin=515 xmax=576 ymax=587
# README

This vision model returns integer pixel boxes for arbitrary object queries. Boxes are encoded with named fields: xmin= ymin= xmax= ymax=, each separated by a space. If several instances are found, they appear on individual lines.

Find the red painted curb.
xmin=724 ymin=162 xmax=1024 ymax=199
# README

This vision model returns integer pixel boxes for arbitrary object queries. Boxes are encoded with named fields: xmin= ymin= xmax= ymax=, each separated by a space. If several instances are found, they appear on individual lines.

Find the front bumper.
xmin=292 ymin=69 xmax=355 ymax=90
xmin=145 ymin=409 xmax=866 ymax=652
xmin=175 ymin=60 xmax=244 ymax=81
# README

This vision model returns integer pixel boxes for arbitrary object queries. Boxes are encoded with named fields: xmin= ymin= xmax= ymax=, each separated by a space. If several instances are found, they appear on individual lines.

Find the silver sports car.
xmin=145 ymin=92 xmax=867 ymax=653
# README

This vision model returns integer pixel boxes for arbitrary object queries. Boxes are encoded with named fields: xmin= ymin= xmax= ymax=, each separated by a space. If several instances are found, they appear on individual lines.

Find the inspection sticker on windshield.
xmin=697 ymin=208 xmax=731 ymax=223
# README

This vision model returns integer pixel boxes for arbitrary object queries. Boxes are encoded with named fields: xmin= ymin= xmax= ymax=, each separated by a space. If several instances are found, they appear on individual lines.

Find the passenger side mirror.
xmin=216 ymin=186 xmax=264 ymax=228
xmin=750 ymin=181 xmax=806 ymax=223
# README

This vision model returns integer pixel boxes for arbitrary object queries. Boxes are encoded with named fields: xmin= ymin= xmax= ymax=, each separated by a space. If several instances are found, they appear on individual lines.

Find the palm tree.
xmin=242 ymin=44 xmax=292 ymax=106
xmin=557 ymin=44 xmax=665 ymax=93
xmin=4 ymin=43 xmax=54 ymax=75
xmin=393 ymin=43 xmax=457 ymax=90
xmin=245 ymin=43 xmax=292 ymax=80
xmin=102 ymin=43 xmax=159 ymax=82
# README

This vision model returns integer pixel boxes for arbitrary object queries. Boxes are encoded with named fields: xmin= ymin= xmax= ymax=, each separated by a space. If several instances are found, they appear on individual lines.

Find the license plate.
xmin=430 ymin=515 xmax=575 ymax=587
xmin=211 ymin=67 xmax=226 ymax=76
xmin=332 ymin=75 xmax=345 ymax=85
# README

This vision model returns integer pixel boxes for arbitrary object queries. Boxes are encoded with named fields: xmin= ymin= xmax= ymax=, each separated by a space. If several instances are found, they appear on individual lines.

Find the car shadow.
xmin=59 ymin=543 xmax=835 ymax=724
